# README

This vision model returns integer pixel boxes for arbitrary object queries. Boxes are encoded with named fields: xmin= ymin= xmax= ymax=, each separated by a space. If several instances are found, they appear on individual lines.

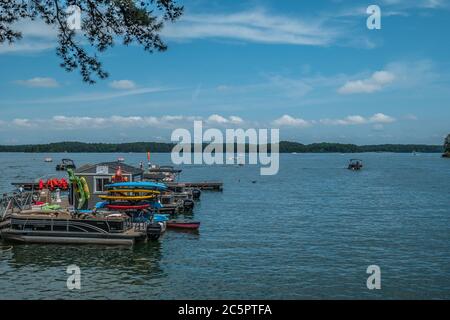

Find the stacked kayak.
xmin=98 ymin=182 xmax=200 ymax=231
xmin=154 ymin=214 xmax=170 ymax=223
xmin=100 ymin=182 xmax=167 ymax=210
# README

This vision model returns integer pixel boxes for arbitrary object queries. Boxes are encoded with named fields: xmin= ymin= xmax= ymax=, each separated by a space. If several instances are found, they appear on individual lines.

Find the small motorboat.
xmin=166 ymin=220 xmax=200 ymax=230
xmin=117 ymin=157 xmax=125 ymax=163
xmin=56 ymin=159 xmax=76 ymax=171
xmin=182 ymin=199 xmax=195 ymax=211
xmin=348 ymin=159 xmax=363 ymax=171
xmin=441 ymin=135 xmax=449 ymax=157
xmin=44 ymin=157 xmax=53 ymax=163
xmin=191 ymin=188 xmax=201 ymax=200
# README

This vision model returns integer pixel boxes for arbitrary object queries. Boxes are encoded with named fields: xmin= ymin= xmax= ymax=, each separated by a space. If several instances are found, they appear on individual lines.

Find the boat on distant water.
xmin=44 ymin=157 xmax=53 ymax=162
xmin=442 ymin=134 xmax=450 ymax=158
xmin=348 ymin=159 xmax=363 ymax=171
xmin=143 ymin=163 xmax=222 ymax=191
xmin=56 ymin=159 xmax=76 ymax=171
xmin=144 ymin=164 xmax=181 ymax=182
xmin=117 ymin=157 xmax=125 ymax=163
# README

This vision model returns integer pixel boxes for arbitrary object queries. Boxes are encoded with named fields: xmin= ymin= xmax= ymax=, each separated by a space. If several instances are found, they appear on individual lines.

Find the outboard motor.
xmin=146 ymin=223 xmax=162 ymax=241
xmin=183 ymin=199 xmax=195 ymax=211
xmin=192 ymin=188 xmax=201 ymax=200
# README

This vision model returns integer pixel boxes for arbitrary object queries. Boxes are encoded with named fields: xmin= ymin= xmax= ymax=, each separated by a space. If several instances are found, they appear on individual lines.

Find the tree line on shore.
xmin=0 ymin=141 xmax=444 ymax=153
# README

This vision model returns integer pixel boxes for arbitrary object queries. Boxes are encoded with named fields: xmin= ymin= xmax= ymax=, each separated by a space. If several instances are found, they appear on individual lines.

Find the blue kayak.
xmin=154 ymin=214 xmax=169 ymax=222
xmin=106 ymin=181 xmax=167 ymax=191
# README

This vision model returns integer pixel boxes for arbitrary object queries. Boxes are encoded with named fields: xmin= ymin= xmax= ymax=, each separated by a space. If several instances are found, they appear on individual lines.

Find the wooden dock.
xmin=11 ymin=182 xmax=40 ymax=191
xmin=181 ymin=181 xmax=223 ymax=191
xmin=12 ymin=180 xmax=224 ymax=192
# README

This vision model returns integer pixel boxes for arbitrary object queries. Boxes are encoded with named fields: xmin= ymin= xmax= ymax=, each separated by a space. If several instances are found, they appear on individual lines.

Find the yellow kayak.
xmin=99 ymin=195 xmax=157 ymax=201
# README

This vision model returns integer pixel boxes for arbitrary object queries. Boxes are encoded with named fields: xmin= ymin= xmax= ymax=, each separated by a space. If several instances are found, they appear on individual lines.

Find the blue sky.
xmin=0 ymin=0 xmax=449 ymax=145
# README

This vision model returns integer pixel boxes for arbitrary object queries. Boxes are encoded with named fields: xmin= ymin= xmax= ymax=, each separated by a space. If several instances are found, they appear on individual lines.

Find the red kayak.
xmin=166 ymin=220 xmax=200 ymax=230
xmin=106 ymin=204 xmax=150 ymax=210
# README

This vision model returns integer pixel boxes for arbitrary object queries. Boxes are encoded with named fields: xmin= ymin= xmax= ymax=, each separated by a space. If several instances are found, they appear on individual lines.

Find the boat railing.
xmin=0 ymin=192 xmax=34 ymax=220
xmin=133 ymin=221 xmax=148 ymax=232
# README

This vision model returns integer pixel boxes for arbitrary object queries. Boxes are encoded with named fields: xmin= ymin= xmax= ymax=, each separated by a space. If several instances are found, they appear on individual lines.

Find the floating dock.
xmin=180 ymin=181 xmax=223 ymax=191
xmin=11 ymin=182 xmax=40 ymax=191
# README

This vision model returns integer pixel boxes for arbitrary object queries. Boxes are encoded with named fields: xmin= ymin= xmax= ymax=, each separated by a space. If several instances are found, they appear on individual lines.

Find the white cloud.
xmin=109 ymin=80 xmax=137 ymax=90
xmin=163 ymin=10 xmax=337 ymax=46
xmin=53 ymin=116 xmax=107 ymax=128
xmin=273 ymin=115 xmax=311 ymax=128
xmin=383 ymin=60 xmax=437 ymax=89
xmin=0 ymin=41 xmax=55 ymax=54
xmin=338 ymin=71 xmax=395 ymax=94
xmin=422 ymin=0 xmax=447 ymax=8
xmin=382 ymin=0 xmax=449 ymax=9
xmin=207 ymin=114 xmax=244 ymax=125
xmin=207 ymin=114 xmax=229 ymax=124
xmin=12 ymin=19 xmax=57 ymax=39
xmin=0 ymin=19 xmax=57 ymax=54
xmin=206 ymin=60 xmax=437 ymax=102
xmin=15 ymin=77 xmax=60 ymax=88
xmin=51 ymin=115 xmax=162 ymax=129
xmin=6 ymin=114 xmax=246 ymax=130
xmin=369 ymin=113 xmax=396 ymax=123
xmin=4 ymin=113 xmax=398 ymax=131
xmin=320 ymin=115 xmax=367 ymax=126
xmin=161 ymin=115 xmax=184 ymax=121
xmin=335 ymin=60 xmax=438 ymax=95
xmin=320 ymin=113 xmax=396 ymax=126
xmin=7 ymin=86 xmax=173 ymax=105
xmin=229 ymin=116 xmax=244 ymax=124
xmin=12 ymin=118 xmax=36 ymax=128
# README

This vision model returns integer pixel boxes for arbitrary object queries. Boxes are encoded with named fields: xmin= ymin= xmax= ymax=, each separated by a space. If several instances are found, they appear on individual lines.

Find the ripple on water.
xmin=0 ymin=153 xmax=449 ymax=299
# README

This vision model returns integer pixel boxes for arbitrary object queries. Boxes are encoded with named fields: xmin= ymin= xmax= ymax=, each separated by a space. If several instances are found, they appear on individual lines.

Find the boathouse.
xmin=73 ymin=162 xmax=144 ymax=208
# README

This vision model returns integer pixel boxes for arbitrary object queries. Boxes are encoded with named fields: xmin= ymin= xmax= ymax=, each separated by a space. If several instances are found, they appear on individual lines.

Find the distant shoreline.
xmin=0 ymin=141 xmax=443 ymax=153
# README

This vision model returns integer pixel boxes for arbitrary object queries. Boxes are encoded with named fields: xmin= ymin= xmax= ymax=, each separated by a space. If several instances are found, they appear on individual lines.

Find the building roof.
xmin=75 ymin=162 xmax=143 ymax=175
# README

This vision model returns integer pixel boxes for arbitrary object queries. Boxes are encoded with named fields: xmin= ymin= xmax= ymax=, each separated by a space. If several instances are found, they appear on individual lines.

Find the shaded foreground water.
xmin=0 ymin=153 xmax=449 ymax=299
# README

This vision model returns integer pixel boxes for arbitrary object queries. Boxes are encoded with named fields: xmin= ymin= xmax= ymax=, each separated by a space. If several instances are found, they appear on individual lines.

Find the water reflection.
xmin=6 ymin=241 xmax=165 ymax=278
xmin=1 ymin=153 xmax=450 ymax=299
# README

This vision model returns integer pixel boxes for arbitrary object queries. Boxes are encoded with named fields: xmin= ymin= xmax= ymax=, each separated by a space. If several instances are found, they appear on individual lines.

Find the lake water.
xmin=0 ymin=153 xmax=449 ymax=299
